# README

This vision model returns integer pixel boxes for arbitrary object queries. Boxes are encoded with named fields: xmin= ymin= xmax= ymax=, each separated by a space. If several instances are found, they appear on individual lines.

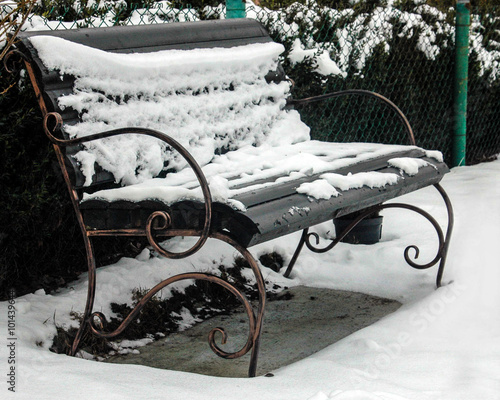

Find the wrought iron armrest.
xmin=43 ymin=112 xmax=213 ymax=260
xmin=287 ymin=89 xmax=416 ymax=145
xmin=43 ymin=113 xmax=267 ymax=376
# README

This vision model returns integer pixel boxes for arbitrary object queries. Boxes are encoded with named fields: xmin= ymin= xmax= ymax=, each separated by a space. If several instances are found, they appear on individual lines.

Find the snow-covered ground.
xmin=1 ymin=157 xmax=499 ymax=399
xmin=1 ymin=2 xmax=499 ymax=396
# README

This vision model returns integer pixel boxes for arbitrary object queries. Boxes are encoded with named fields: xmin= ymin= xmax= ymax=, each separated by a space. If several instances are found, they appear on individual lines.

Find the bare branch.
xmin=0 ymin=0 xmax=36 ymax=60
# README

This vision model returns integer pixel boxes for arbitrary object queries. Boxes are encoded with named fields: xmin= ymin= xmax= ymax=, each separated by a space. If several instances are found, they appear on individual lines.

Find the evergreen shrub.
xmin=0 ymin=69 xmax=84 ymax=298
xmin=0 ymin=64 xmax=146 ymax=298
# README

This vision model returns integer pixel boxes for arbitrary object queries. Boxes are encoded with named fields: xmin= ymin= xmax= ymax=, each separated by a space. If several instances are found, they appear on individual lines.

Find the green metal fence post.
xmin=452 ymin=0 xmax=470 ymax=167
xmin=226 ymin=0 xmax=246 ymax=18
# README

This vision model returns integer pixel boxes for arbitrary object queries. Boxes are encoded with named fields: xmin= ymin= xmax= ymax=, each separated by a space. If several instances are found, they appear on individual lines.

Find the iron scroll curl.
xmin=3 ymin=49 xmax=28 ymax=74
xmin=88 ymin=272 xmax=258 ymax=360
xmin=85 ymin=230 xmax=267 ymax=374
xmin=43 ymin=112 xmax=213 ymax=259
xmin=282 ymin=187 xmax=453 ymax=287
xmin=302 ymin=203 xmax=446 ymax=270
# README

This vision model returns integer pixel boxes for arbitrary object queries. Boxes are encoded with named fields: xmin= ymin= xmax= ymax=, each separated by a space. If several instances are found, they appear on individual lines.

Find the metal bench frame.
xmin=5 ymin=19 xmax=453 ymax=378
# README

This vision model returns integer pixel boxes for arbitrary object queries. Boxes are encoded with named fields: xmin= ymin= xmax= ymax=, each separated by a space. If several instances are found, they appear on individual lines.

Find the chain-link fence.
xmin=255 ymin=3 xmax=455 ymax=153
xmin=3 ymin=1 xmax=497 ymax=164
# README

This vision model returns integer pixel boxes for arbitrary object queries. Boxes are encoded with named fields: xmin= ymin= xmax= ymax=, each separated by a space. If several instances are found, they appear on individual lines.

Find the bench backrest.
xmin=16 ymin=19 xmax=298 ymax=193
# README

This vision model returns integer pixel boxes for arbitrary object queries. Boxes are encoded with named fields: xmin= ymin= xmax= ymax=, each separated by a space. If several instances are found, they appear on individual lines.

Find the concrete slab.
xmin=106 ymin=286 xmax=400 ymax=377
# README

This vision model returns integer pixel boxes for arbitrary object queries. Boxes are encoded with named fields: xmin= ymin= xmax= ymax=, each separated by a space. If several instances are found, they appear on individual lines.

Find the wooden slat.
xmin=80 ymin=156 xmax=448 ymax=246
xmin=17 ymin=19 xmax=272 ymax=53
xmin=232 ymin=148 xmax=426 ymax=208
xmin=236 ymin=159 xmax=448 ymax=247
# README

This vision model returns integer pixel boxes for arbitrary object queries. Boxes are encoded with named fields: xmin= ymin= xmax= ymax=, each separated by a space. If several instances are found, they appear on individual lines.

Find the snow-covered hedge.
xmin=6 ymin=1 xmax=498 ymax=78
xmin=3 ymin=1 xmax=498 ymax=83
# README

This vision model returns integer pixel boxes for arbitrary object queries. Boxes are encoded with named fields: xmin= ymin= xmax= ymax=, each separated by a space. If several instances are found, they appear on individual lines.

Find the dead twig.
xmin=0 ymin=0 xmax=36 ymax=61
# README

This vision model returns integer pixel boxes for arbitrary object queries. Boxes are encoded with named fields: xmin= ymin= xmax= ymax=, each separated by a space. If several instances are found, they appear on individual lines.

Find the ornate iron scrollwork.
xmin=88 ymin=272 xmax=258 ymax=360
xmin=43 ymin=118 xmax=267 ymax=376
xmin=43 ymin=114 xmax=214 ymax=258
xmin=3 ymin=49 xmax=27 ymax=74
xmin=285 ymin=184 xmax=454 ymax=288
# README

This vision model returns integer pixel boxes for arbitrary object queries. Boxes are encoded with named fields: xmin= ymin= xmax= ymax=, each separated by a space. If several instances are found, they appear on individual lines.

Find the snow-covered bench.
xmin=8 ymin=18 xmax=453 ymax=377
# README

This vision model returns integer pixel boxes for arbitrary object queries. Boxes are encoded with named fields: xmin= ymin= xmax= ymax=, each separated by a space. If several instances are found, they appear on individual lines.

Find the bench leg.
xmin=226 ymin=237 xmax=266 ymax=378
xmin=283 ymin=228 xmax=309 ymax=278
xmin=68 ymin=235 xmax=97 ymax=356
xmin=283 ymin=184 xmax=454 ymax=288
xmin=433 ymin=183 xmax=454 ymax=287
xmin=74 ymin=230 xmax=266 ymax=377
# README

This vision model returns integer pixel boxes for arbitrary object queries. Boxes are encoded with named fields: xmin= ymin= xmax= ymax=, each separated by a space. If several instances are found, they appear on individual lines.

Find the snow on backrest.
xmin=29 ymin=36 xmax=310 ymax=187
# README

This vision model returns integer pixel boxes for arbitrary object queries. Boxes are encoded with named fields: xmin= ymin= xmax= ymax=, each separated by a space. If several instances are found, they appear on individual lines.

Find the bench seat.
xmin=80 ymin=141 xmax=448 ymax=246
xmin=9 ymin=18 xmax=453 ymax=377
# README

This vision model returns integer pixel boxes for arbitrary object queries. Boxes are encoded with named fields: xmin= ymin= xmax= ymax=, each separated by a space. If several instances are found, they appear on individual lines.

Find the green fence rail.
xmin=453 ymin=1 xmax=470 ymax=167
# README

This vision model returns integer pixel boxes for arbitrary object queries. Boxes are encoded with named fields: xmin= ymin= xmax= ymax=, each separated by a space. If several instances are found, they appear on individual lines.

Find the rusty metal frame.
xmin=41 ymin=113 xmax=267 ymax=377
xmin=284 ymin=90 xmax=453 ymax=287
xmin=6 ymin=52 xmax=453 ymax=378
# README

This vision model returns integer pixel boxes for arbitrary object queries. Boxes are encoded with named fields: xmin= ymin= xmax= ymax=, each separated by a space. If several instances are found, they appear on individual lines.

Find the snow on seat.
xmin=18 ymin=20 xmax=448 ymax=247
xmin=80 ymin=140 xmax=447 ymax=246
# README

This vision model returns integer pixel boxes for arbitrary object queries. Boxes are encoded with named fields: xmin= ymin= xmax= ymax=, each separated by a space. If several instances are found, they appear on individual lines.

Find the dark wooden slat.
xmin=17 ymin=19 xmax=272 ymax=53
xmin=233 ymin=148 xmax=426 ymax=208
xmin=80 ymin=157 xmax=448 ymax=245
xmin=238 ymin=160 xmax=448 ymax=247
